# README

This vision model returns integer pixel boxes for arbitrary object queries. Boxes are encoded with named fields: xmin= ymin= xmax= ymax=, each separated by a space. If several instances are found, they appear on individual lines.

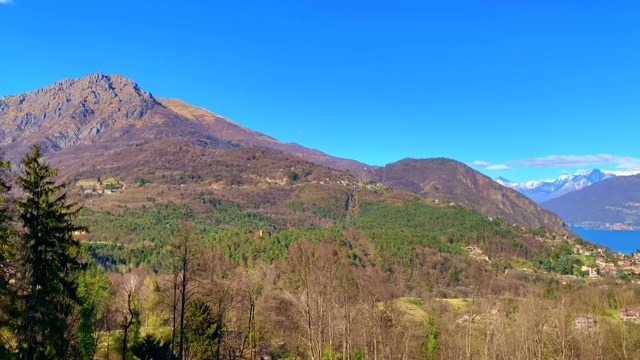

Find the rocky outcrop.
xmin=0 ymin=73 xmax=161 ymax=161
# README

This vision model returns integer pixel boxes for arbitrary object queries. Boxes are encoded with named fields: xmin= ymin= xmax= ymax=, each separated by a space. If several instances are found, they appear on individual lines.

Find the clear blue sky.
xmin=1 ymin=1 xmax=639 ymax=182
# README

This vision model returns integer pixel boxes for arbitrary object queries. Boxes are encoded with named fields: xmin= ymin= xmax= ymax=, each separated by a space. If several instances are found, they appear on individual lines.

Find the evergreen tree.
xmin=77 ymin=268 xmax=113 ymax=360
xmin=131 ymin=334 xmax=175 ymax=360
xmin=14 ymin=145 xmax=86 ymax=359
xmin=184 ymin=298 xmax=220 ymax=360
xmin=0 ymin=157 xmax=15 ymax=356
xmin=77 ymin=289 xmax=97 ymax=360
xmin=0 ymin=156 xmax=11 ymax=243
xmin=427 ymin=314 xmax=438 ymax=359
xmin=0 ymin=157 xmax=13 ymax=271
xmin=130 ymin=300 xmax=142 ymax=359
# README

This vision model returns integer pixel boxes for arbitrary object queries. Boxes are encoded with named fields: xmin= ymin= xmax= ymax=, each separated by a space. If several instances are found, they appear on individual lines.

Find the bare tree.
xmin=165 ymin=221 xmax=203 ymax=359
xmin=232 ymin=267 xmax=266 ymax=360
xmin=113 ymin=273 xmax=142 ymax=360
xmin=201 ymin=247 xmax=237 ymax=360
xmin=282 ymin=240 xmax=343 ymax=360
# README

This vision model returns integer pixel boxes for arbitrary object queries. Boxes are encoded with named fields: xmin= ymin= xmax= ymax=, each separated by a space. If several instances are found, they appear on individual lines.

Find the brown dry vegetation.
xmin=88 ymin=238 xmax=640 ymax=360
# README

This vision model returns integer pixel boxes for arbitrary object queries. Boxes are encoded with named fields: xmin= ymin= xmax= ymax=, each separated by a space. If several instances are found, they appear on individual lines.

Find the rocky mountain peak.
xmin=0 ymin=73 xmax=163 ymax=159
xmin=5 ymin=72 xmax=158 ymax=117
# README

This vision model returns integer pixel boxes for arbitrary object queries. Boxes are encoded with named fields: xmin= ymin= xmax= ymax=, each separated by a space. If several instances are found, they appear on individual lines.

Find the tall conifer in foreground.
xmin=0 ymin=156 xmax=13 ymax=274
xmin=0 ymin=156 xmax=12 ymax=245
xmin=14 ymin=145 xmax=86 ymax=359
xmin=0 ymin=157 xmax=15 ymax=356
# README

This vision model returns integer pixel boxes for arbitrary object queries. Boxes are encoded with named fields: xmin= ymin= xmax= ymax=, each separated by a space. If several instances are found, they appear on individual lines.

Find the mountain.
xmin=0 ymin=72 xmax=373 ymax=179
xmin=375 ymin=158 xmax=570 ymax=233
xmin=541 ymin=174 xmax=640 ymax=228
xmin=0 ymin=73 xmax=569 ymax=234
xmin=157 ymin=97 xmax=378 ymax=180
xmin=496 ymin=169 xmax=640 ymax=203
xmin=0 ymin=73 xmax=225 ymax=158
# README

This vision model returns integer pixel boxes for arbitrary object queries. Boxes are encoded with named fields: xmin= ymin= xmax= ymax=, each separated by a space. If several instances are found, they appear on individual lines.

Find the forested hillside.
xmin=2 ymin=146 xmax=640 ymax=359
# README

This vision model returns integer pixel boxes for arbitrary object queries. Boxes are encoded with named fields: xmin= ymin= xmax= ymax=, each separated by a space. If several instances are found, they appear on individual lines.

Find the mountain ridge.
xmin=0 ymin=73 xmax=375 ymax=180
xmin=0 ymin=72 xmax=570 ymax=234
xmin=377 ymin=158 xmax=570 ymax=233
xmin=541 ymin=174 xmax=640 ymax=228
xmin=497 ymin=169 xmax=640 ymax=203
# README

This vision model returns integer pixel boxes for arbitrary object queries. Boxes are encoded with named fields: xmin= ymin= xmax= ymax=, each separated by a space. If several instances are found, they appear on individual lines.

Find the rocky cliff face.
xmin=0 ymin=73 xmax=162 ymax=157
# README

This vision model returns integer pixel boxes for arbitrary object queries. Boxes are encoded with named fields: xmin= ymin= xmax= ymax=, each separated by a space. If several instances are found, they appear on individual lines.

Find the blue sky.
xmin=1 ymin=1 xmax=639 ymax=182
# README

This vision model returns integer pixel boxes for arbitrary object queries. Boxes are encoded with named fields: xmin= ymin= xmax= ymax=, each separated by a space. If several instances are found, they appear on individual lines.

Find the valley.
xmin=3 ymin=1 xmax=640 ymax=358
xmin=0 ymin=74 xmax=639 ymax=359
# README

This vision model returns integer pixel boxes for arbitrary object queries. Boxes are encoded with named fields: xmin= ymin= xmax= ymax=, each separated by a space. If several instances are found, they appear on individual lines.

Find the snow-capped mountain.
xmin=496 ymin=169 xmax=640 ymax=203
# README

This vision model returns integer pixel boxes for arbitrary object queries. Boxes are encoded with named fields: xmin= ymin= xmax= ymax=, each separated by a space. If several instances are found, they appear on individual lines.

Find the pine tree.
xmin=184 ymin=298 xmax=220 ymax=360
xmin=77 ymin=268 xmax=112 ymax=360
xmin=0 ymin=157 xmax=15 ymax=356
xmin=0 ymin=156 xmax=11 ymax=241
xmin=14 ymin=145 xmax=86 ymax=359
xmin=0 ymin=157 xmax=12 ymax=269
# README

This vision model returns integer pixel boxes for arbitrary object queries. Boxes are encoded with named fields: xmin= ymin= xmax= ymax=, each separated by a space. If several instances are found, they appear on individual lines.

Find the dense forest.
xmin=1 ymin=147 xmax=640 ymax=360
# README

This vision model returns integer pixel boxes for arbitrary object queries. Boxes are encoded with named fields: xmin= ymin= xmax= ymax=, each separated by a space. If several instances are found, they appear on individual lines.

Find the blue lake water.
xmin=572 ymin=227 xmax=640 ymax=254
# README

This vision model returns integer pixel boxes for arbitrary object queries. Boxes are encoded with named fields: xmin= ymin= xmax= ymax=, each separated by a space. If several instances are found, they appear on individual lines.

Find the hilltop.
xmin=376 ymin=158 xmax=568 ymax=232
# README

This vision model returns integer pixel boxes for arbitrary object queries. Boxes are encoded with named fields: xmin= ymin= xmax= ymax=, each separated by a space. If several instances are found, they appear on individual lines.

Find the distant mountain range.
xmin=541 ymin=175 xmax=640 ymax=229
xmin=496 ymin=169 xmax=640 ymax=203
xmin=0 ymin=73 xmax=571 ymax=234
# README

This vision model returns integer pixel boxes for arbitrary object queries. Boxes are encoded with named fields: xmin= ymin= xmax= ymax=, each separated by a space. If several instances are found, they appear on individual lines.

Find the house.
xmin=477 ymin=254 xmax=490 ymax=262
xmin=620 ymin=308 xmax=640 ymax=321
xmin=581 ymin=266 xmax=599 ymax=279
xmin=623 ymin=265 xmax=640 ymax=275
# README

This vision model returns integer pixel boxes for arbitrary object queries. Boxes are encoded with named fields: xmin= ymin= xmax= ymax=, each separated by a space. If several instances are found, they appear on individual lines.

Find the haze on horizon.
xmin=1 ymin=1 xmax=639 ymax=182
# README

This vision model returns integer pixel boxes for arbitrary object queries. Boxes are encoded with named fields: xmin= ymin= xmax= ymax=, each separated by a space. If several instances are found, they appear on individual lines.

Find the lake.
xmin=572 ymin=227 xmax=640 ymax=254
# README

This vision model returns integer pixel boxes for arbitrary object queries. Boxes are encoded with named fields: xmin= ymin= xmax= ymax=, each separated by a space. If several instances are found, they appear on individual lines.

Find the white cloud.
xmin=487 ymin=164 xmax=510 ymax=170
xmin=0 ymin=0 xmax=13 ymax=4
xmin=507 ymin=154 xmax=640 ymax=168
xmin=472 ymin=161 xmax=491 ymax=167
xmin=471 ymin=161 xmax=510 ymax=171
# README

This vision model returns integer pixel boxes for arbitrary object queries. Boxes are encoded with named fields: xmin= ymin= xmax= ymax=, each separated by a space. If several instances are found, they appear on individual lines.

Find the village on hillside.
xmin=468 ymin=233 xmax=640 ymax=282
